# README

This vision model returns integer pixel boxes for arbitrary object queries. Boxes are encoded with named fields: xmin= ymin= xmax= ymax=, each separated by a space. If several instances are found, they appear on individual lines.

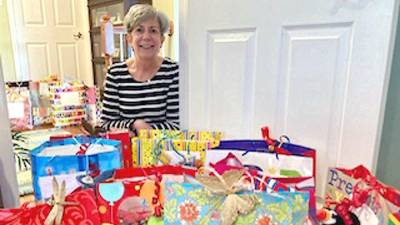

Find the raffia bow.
xmin=196 ymin=169 xmax=259 ymax=225
xmin=44 ymin=177 xmax=79 ymax=225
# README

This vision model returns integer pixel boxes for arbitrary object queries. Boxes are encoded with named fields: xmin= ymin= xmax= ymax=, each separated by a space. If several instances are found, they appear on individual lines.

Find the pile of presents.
xmin=5 ymin=75 xmax=101 ymax=131
xmin=1 ymin=124 xmax=399 ymax=225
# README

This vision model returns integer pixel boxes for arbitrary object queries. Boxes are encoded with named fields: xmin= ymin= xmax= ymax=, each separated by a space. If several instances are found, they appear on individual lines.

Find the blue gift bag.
xmin=31 ymin=136 xmax=122 ymax=200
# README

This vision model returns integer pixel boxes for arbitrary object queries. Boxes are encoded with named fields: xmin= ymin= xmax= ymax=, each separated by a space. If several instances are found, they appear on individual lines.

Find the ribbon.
xmin=325 ymin=180 xmax=389 ymax=225
xmin=196 ymin=169 xmax=259 ymax=225
xmin=44 ymin=178 xmax=78 ymax=225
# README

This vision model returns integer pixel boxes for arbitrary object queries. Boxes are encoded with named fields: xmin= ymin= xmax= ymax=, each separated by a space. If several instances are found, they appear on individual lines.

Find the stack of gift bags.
xmin=0 ymin=126 xmax=317 ymax=225
xmin=5 ymin=75 xmax=103 ymax=130
xmin=5 ymin=76 xmax=104 ymax=196
xmin=2 ymin=125 xmax=399 ymax=224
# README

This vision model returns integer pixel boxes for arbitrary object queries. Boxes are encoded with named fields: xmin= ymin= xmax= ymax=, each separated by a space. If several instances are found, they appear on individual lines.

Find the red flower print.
xmin=257 ymin=215 xmax=276 ymax=225
xmin=179 ymin=201 xmax=200 ymax=224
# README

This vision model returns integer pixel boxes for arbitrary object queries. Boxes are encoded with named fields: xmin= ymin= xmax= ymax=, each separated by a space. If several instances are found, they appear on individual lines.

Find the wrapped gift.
xmin=0 ymin=179 xmax=101 ymax=225
xmin=50 ymin=81 xmax=86 ymax=127
xmin=31 ymin=136 xmax=122 ymax=200
xmin=6 ymin=81 xmax=33 ymax=130
xmin=164 ymin=170 xmax=310 ymax=225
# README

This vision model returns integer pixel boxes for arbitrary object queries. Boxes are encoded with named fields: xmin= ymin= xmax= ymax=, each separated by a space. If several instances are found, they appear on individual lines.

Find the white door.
xmin=180 ymin=0 xmax=399 ymax=193
xmin=8 ymin=0 xmax=93 ymax=84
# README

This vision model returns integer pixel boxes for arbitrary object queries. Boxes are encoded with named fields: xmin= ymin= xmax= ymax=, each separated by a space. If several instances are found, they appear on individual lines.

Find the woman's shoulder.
xmin=108 ymin=62 xmax=128 ymax=74
xmin=161 ymin=57 xmax=179 ymax=68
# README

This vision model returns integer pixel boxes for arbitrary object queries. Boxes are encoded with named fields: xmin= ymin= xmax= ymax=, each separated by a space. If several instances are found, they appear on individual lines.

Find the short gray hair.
xmin=124 ymin=4 xmax=169 ymax=35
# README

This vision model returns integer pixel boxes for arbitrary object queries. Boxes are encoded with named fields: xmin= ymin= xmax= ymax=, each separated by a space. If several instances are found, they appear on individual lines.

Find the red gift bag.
xmin=96 ymin=165 xmax=196 ymax=225
xmin=324 ymin=165 xmax=400 ymax=224
xmin=0 ymin=188 xmax=101 ymax=225
xmin=106 ymin=130 xmax=133 ymax=168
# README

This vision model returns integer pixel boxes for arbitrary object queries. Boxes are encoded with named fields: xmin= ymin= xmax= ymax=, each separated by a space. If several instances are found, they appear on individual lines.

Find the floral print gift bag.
xmin=163 ymin=170 xmax=310 ymax=225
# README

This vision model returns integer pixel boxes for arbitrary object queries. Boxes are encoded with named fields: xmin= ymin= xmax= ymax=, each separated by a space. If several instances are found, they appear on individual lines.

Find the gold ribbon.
xmin=196 ymin=169 xmax=259 ymax=225
xmin=44 ymin=177 xmax=79 ymax=225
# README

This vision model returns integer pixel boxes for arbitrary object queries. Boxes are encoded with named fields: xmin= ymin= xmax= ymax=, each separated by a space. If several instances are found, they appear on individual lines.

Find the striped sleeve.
xmin=100 ymin=66 xmax=135 ymax=130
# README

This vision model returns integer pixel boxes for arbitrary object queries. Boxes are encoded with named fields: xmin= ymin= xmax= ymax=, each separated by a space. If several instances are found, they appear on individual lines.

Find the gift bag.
xmin=133 ymin=138 xmax=213 ymax=167
xmin=97 ymin=165 xmax=196 ymax=225
xmin=85 ymin=86 xmax=101 ymax=126
xmin=31 ymin=136 xmax=122 ymax=200
xmin=132 ymin=130 xmax=222 ymax=167
xmin=209 ymin=152 xmax=297 ymax=193
xmin=106 ymin=130 xmax=133 ymax=168
xmin=50 ymin=81 xmax=86 ymax=127
xmin=163 ymin=170 xmax=310 ymax=225
xmin=29 ymin=81 xmax=52 ymax=126
xmin=137 ymin=129 xmax=223 ymax=141
xmin=12 ymin=128 xmax=71 ymax=196
xmin=6 ymin=81 xmax=33 ymax=131
xmin=323 ymin=165 xmax=400 ymax=225
xmin=0 ymin=179 xmax=101 ymax=225
xmin=389 ymin=211 xmax=400 ymax=225
xmin=206 ymin=126 xmax=317 ymax=219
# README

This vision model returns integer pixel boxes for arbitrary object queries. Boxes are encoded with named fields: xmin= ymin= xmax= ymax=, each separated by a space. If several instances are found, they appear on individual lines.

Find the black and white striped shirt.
xmin=100 ymin=58 xmax=179 ymax=130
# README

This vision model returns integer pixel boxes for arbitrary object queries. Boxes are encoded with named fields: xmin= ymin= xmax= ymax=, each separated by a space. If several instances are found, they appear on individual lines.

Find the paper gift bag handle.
xmin=261 ymin=126 xmax=291 ymax=149
xmin=261 ymin=126 xmax=274 ymax=145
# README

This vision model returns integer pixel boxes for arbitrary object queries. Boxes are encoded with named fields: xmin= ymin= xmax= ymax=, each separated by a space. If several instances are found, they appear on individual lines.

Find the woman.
xmin=100 ymin=4 xmax=179 ymax=131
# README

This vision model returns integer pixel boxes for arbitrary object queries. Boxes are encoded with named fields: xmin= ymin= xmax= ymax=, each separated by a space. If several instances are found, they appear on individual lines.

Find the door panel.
xmin=181 ymin=0 xmax=398 ymax=193
xmin=57 ymin=43 xmax=79 ymax=81
xmin=26 ymin=43 xmax=50 ymax=81
xmin=276 ymin=24 xmax=353 ymax=192
xmin=21 ymin=0 xmax=45 ymax=25
xmin=54 ymin=0 xmax=75 ymax=26
xmin=206 ymin=29 xmax=256 ymax=137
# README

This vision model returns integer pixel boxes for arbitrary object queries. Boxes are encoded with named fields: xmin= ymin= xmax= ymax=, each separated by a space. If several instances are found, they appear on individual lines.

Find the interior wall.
xmin=0 ymin=0 xmax=16 ymax=81
xmin=377 ymin=13 xmax=400 ymax=189
xmin=153 ymin=0 xmax=176 ymax=60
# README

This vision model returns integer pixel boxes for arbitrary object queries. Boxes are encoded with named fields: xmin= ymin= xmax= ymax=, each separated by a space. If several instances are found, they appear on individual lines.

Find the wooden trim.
xmin=88 ymin=0 xmax=122 ymax=8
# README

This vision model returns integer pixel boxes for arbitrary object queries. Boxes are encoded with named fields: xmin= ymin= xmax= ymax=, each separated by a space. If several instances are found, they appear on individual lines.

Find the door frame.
xmin=179 ymin=0 xmax=189 ymax=129
xmin=372 ymin=1 xmax=400 ymax=172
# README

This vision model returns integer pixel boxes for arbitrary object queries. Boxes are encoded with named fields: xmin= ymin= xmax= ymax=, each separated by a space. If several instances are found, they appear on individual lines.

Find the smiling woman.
xmin=100 ymin=4 xmax=179 ymax=132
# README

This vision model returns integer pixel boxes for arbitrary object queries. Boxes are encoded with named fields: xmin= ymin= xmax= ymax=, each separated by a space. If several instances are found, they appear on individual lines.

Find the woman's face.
xmin=127 ymin=17 xmax=164 ymax=60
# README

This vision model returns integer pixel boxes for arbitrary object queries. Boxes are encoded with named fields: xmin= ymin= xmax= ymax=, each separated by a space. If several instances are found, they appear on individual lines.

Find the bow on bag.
xmin=196 ymin=169 xmax=260 ymax=225
xmin=324 ymin=181 xmax=385 ymax=225
xmin=44 ymin=178 xmax=78 ymax=225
